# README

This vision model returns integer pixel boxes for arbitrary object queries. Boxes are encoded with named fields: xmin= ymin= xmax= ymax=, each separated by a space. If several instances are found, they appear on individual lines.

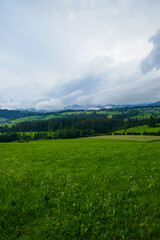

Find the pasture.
xmin=116 ymin=125 xmax=160 ymax=135
xmin=11 ymin=115 xmax=43 ymax=123
xmin=85 ymin=135 xmax=160 ymax=141
xmin=0 ymin=139 xmax=160 ymax=239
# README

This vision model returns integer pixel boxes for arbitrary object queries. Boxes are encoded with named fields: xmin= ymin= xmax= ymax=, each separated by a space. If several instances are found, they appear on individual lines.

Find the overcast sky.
xmin=0 ymin=0 xmax=160 ymax=110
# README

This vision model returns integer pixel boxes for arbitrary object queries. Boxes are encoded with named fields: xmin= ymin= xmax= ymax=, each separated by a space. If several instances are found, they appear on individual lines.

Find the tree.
xmin=148 ymin=116 xmax=156 ymax=127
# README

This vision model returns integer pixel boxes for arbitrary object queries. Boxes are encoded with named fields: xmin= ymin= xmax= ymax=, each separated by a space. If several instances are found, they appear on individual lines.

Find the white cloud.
xmin=35 ymin=98 xmax=64 ymax=111
xmin=0 ymin=0 xmax=160 ymax=110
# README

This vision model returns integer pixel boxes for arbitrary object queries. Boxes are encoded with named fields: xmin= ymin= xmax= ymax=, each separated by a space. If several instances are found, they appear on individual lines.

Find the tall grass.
xmin=0 ymin=139 xmax=160 ymax=239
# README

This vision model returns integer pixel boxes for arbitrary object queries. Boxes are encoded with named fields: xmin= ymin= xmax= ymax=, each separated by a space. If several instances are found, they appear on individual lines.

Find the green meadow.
xmin=132 ymin=113 xmax=153 ymax=119
xmin=0 ymin=138 xmax=160 ymax=239
xmin=116 ymin=125 xmax=160 ymax=134
xmin=86 ymin=135 xmax=160 ymax=141
xmin=0 ymin=118 xmax=8 ymax=122
xmin=11 ymin=115 xmax=44 ymax=123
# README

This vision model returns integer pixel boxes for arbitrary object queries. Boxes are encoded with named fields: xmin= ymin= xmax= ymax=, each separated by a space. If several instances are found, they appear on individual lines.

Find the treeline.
xmin=0 ymin=116 xmax=159 ymax=142
xmin=0 ymin=133 xmax=19 ymax=142
xmin=0 ymin=117 xmax=124 ymax=142
xmin=0 ymin=129 xmax=107 ymax=142
xmin=0 ymin=117 xmax=124 ymax=133
xmin=0 ymin=116 xmax=159 ymax=134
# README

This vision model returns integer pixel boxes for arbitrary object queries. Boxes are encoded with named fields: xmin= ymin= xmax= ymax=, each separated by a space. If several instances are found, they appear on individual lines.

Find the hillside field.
xmin=11 ymin=115 xmax=44 ymax=123
xmin=0 ymin=139 xmax=160 ymax=239
xmin=116 ymin=125 xmax=160 ymax=134
xmin=85 ymin=135 xmax=160 ymax=141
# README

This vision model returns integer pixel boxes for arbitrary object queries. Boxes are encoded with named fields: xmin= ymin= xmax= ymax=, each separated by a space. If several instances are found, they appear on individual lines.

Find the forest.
xmin=0 ymin=115 xmax=159 ymax=142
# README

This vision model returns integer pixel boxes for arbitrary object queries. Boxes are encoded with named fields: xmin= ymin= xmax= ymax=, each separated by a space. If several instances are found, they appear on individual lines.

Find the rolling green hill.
xmin=116 ymin=125 xmax=160 ymax=134
xmin=11 ymin=115 xmax=44 ymax=123
xmin=85 ymin=134 xmax=160 ymax=141
xmin=0 ymin=117 xmax=8 ymax=121
xmin=1 ymin=106 xmax=160 ymax=126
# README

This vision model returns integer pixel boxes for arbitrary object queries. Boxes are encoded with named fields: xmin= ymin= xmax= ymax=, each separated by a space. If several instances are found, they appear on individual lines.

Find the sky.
xmin=0 ymin=0 xmax=160 ymax=110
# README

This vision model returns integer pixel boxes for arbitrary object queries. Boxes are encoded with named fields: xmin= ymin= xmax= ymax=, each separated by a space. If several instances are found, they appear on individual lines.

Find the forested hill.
xmin=0 ymin=116 xmax=157 ymax=133
xmin=1 ymin=117 xmax=123 ymax=133
xmin=0 ymin=109 xmax=41 ymax=120
xmin=1 ymin=105 xmax=160 ymax=123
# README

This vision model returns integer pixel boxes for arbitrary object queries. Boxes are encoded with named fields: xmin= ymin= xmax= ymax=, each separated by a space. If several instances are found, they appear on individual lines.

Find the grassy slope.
xmin=11 ymin=115 xmax=43 ymax=123
xmin=0 ymin=117 xmax=8 ymax=121
xmin=117 ymin=125 xmax=160 ymax=134
xmin=0 ymin=139 xmax=160 ymax=239
xmin=43 ymin=114 xmax=62 ymax=120
xmin=5 ymin=108 xmax=160 ymax=123
xmin=133 ymin=113 xmax=153 ymax=119
xmin=11 ymin=110 xmax=113 ymax=122
xmin=96 ymin=111 xmax=117 ymax=118
xmin=85 ymin=135 xmax=160 ymax=141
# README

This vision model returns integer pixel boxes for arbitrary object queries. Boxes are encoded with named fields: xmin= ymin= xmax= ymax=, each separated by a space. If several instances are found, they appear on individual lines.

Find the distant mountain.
xmin=65 ymin=102 xmax=160 ymax=110
xmin=147 ymin=101 xmax=160 ymax=106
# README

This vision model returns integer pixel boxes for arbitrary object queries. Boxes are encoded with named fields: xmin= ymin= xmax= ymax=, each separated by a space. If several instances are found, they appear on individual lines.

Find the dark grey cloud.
xmin=141 ymin=29 xmax=160 ymax=73
xmin=38 ymin=41 xmax=160 ymax=110
xmin=49 ymin=74 xmax=104 ymax=98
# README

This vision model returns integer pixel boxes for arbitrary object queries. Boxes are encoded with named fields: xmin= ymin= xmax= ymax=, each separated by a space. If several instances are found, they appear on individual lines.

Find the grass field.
xmin=0 ymin=139 xmax=160 ymax=239
xmin=43 ymin=114 xmax=63 ymax=120
xmin=132 ymin=113 xmax=153 ymax=119
xmin=0 ymin=117 xmax=8 ymax=122
xmin=11 ymin=115 xmax=43 ymax=123
xmin=85 ymin=135 xmax=160 ymax=142
xmin=96 ymin=111 xmax=118 ymax=118
xmin=116 ymin=125 xmax=160 ymax=134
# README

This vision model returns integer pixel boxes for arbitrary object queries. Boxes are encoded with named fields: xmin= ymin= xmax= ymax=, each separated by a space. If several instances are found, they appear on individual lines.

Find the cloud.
xmin=42 ymin=46 xmax=160 ymax=109
xmin=42 ymin=57 xmax=140 ymax=107
xmin=0 ymin=0 xmax=160 ymax=110
xmin=35 ymin=98 xmax=64 ymax=111
xmin=141 ymin=29 xmax=160 ymax=73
